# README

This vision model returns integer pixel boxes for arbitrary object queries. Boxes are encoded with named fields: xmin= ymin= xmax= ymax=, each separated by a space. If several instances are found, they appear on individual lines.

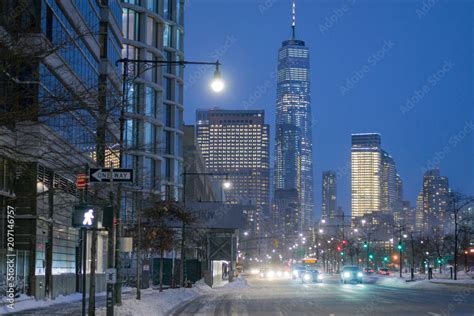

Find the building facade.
xmin=0 ymin=0 xmax=122 ymax=299
xmin=321 ymin=171 xmax=337 ymax=222
xmin=274 ymin=9 xmax=314 ymax=234
xmin=195 ymin=109 xmax=270 ymax=238
xmin=351 ymin=133 xmax=382 ymax=221
xmin=121 ymin=0 xmax=185 ymax=222
xmin=380 ymin=150 xmax=397 ymax=214
xmin=183 ymin=125 xmax=219 ymax=203
xmin=421 ymin=169 xmax=450 ymax=235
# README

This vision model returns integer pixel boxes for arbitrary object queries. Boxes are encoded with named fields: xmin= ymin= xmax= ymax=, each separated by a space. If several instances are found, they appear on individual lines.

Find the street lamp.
xmin=211 ymin=64 xmax=225 ymax=92
xmin=114 ymin=57 xmax=225 ymax=296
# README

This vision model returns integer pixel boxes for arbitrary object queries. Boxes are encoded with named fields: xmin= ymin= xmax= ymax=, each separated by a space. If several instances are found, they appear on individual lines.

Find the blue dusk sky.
xmin=183 ymin=0 xmax=473 ymax=218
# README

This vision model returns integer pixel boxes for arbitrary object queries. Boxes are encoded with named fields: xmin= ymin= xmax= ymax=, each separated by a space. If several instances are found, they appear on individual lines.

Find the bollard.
xmin=428 ymin=268 xmax=433 ymax=280
xmin=450 ymin=267 xmax=453 ymax=280
xmin=410 ymin=268 xmax=414 ymax=280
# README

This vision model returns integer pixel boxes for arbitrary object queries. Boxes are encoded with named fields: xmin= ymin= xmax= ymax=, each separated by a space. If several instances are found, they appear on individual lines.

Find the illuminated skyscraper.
xmin=351 ymin=133 xmax=382 ymax=220
xmin=380 ymin=150 xmax=397 ymax=214
xmin=274 ymin=0 xmax=314 ymax=233
xmin=322 ymin=171 xmax=337 ymax=221
xmin=422 ymin=169 xmax=450 ymax=234
xmin=196 ymin=109 xmax=270 ymax=237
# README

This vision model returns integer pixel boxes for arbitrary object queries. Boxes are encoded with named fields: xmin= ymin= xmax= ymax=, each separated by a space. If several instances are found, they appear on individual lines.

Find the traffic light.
xmin=342 ymin=240 xmax=347 ymax=245
xmin=340 ymin=251 xmax=344 ymax=256
xmin=383 ymin=256 xmax=389 ymax=262
xmin=337 ymin=246 xmax=342 ymax=252
xmin=369 ymin=254 xmax=374 ymax=260
xmin=72 ymin=205 xmax=96 ymax=228
xmin=397 ymin=242 xmax=403 ymax=250
xmin=437 ymin=258 xmax=442 ymax=264
xmin=363 ymin=242 xmax=368 ymax=248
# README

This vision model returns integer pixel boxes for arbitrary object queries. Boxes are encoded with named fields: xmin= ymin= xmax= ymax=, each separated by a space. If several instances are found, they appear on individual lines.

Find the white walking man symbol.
xmin=83 ymin=208 xmax=94 ymax=226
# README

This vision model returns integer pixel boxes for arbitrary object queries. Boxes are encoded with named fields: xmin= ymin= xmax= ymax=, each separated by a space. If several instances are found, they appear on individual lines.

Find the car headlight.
xmin=293 ymin=270 xmax=299 ymax=276
xmin=343 ymin=272 xmax=351 ymax=278
xmin=251 ymin=269 xmax=259 ymax=275
xmin=303 ymin=273 xmax=311 ymax=281
xmin=267 ymin=270 xmax=275 ymax=278
xmin=317 ymin=274 xmax=323 ymax=280
xmin=284 ymin=271 xmax=289 ymax=277
xmin=260 ymin=273 xmax=264 ymax=277
xmin=357 ymin=272 xmax=363 ymax=277
xmin=276 ymin=271 xmax=283 ymax=277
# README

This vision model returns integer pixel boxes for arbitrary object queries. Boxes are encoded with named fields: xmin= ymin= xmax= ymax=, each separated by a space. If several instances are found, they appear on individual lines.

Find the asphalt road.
xmin=169 ymin=275 xmax=474 ymax=316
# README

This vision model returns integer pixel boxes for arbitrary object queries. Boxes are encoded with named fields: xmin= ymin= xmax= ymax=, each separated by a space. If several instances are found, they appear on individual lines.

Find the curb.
xmin=429 ymin=281 xmax=474 ymax=288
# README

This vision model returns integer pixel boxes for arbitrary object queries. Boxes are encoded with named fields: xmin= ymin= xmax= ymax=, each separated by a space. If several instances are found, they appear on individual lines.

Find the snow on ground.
xmin=96 ymin=277 xmax=249 ymax=316
xmin=222 ymin=276 xmax=248 ymax=289
xmin=1 ymin=291 xmax=108 ymax=314
xmin=366 ymin=274 xmax=474 ymax=289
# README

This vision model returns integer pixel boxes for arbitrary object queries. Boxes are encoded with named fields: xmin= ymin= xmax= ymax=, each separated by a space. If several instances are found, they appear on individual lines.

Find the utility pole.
xmin=410 ymin=233 xmax=415 ymax=280
xmin=136 ymin=191 xmax=142 ymax=299
xmin=106 ymin=163 xmax=115 ymax=316
xmin=180 ymin=171 xmax=187 ymax=287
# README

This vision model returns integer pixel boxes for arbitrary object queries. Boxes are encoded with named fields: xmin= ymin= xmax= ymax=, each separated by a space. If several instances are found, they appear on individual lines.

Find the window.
xmin=166 ymin=51 xmax=173 ymax=74
xmin=176 ymin=0 xmax=182 ymax=25
xmin=146 ymin=17 xmax=154 ymax=46
xmin=165 ymin=158 xmax=172 ymax=180
xmin=164 ymin=78 xmax=172 ymax=101
xmin=163 ymin=0 xmax=172 ymax=20
xmin=163 ymin=130 xmax=173 ymax=154
xmin=122 ymin=8 xmax=140 ymax=41
xmin=124 ymin=119 xmax=137 ymax=148
xmin=146 ymin=0 xmax=158 ymax=13
xmin=145 ymin=87 xmax=155 ymax=117
xmin=163 ymin=23 xmax=171 ymax=47
xmin=165 ymin=104 xmax=173 ymax=127
xmin=175 ymin=108 xmax=182 ymax=129
xmin=176 ymin=29 xmax=182 ymax=51
xmin=175 ymin=82 xmax=182 ymax=104
xmin=126 ymin=83 xmax=139 ymax=113
xmin=144 ymin=122 xmax=153 ymax=153
xmin=144 ymin=158 xmax=153 ymax=189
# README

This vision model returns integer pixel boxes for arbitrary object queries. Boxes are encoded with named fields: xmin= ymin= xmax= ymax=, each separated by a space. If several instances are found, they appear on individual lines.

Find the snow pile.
xmin=1 ymin=292 xmax=107 ymax=315
xmin=429 ymin=279 xmax=474 ymax=285
xmin=223 ymin=276 xmax=249 ymax=289
xmin=96 ymin=280 xmax=213 ymax=316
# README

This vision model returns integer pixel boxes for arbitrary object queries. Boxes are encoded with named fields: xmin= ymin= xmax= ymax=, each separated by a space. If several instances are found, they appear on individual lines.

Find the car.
xmin=259 ymin=268 xmax=268 ymax=278
xmin=363 ymin=268 xmax=375 ymax=274
xmin=341 ymin=266 xmax=363 ymax=284
xmin=301 ymin=269 xmax=324 ymax=283
xmin=291 ymin=266 xmax=306 ymax=279
xmin=377 ymin=268 xmax=391 ymax=275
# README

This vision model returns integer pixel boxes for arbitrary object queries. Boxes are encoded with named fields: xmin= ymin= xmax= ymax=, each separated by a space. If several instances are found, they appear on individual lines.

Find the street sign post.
xmin=89 ymin=168 xmax=134 ymax=183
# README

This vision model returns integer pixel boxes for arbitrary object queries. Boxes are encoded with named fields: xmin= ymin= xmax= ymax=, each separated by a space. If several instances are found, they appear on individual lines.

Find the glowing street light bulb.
xmin=211 ymin=63 xmax=225 ymax=92
xmin=222 ymin=179 xmax=232 ymax=189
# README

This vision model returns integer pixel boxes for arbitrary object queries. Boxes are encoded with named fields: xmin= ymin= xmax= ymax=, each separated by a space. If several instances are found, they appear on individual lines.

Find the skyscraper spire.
xmin=291 ymin=0 xmax=296 ymax=39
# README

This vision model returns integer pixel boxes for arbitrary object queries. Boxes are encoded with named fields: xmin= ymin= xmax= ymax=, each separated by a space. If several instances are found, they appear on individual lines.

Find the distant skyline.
xmin=184 ymin=0 xmax=473 ymax=217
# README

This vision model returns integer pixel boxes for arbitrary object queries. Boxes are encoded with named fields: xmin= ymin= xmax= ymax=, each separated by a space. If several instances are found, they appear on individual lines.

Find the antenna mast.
xmin=291 ymin=0 xmax=296 ymax=39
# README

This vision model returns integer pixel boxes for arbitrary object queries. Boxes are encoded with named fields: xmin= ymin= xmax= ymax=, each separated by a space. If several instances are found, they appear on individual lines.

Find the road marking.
xmin=427 ymin=313 xmax=441 ymax=316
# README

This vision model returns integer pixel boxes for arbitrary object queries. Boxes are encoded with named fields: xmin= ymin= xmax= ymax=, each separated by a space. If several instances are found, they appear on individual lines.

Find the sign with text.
xmin=89 ymin=168 xmax=133 ymax=183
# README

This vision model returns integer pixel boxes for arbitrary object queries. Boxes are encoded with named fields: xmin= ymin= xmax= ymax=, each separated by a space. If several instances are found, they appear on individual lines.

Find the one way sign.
xmin=89 ymin=168 xmax=134 ymax=183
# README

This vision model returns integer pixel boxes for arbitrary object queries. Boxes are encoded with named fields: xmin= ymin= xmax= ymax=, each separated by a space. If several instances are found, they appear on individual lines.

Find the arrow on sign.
xmin=89 ymin=168 xmax=134 ymax=183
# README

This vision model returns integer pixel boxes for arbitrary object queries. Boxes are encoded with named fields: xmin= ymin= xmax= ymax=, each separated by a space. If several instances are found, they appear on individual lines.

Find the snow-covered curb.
xmin=371 ymin=275 xmax=474 ymax=289
xmin=1 ymin=291 xmax=108 ymax=314
xmin=96 ymin=277 xmax=249 ymax=316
